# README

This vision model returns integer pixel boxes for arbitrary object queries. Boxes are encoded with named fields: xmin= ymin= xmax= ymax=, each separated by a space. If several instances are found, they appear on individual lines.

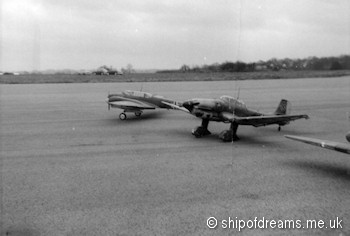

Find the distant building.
xmin=254 ymin=62 xmax=268 ymax=71
xmin=107 ymin=70 xmax=122 ymax=75
xmin=93 ymin=66 xmax=122 ymax=75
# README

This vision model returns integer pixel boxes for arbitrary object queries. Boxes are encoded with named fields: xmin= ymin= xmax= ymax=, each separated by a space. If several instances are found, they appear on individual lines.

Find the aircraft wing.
xmin=162 ymin=101 xmax=190 ymax=113
xmin=285 ymin=135 xmax=350 ymax=155
xmin=108 ymin=100 xmax=156 ymax=110
xmin=220 ymin=112 xmax=236 ymax=122
xmin=220 ymin=112 xmax=309 ymax=126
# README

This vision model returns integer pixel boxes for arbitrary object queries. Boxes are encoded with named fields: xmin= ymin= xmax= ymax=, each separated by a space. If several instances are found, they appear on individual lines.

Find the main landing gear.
xmin=119 ymin=113 xmax=127 ymax=120
xmin=119 ymin=111 xmax=143 ymax=120
xmin=192 ymin=119 xmax=240 ymax=142
xmin=192 ymin=119 xmax=211 ymax=138
xmin=219 ymin=122 xmax=240 ymax=142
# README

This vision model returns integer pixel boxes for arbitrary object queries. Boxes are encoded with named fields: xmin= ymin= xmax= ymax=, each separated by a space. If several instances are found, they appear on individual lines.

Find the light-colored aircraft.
xmin=106 ymin=90 xmax=179 ymax=120
xmin=163 ymin=96 xmax=309 ymax=142
xmin=285 ymin=133 xmax=350 ymax=155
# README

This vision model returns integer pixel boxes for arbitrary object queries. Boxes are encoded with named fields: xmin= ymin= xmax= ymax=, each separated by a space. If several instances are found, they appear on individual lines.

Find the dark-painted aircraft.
xmin=107 ymin=90 xmax=179 ymax=120
xmin=285 ymin=132 xmax=350 ymax=155
xmin=163 ymin=96 xmax=309 ymax=142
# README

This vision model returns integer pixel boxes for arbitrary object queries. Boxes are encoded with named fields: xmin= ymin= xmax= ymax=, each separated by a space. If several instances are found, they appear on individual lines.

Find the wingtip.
xmin=284 ymin=135 xmax=302 ymax=140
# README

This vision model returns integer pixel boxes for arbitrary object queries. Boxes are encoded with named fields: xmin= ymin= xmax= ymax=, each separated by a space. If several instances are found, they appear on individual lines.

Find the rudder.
xmin=274 ymin=99 xmax=291 ymax=115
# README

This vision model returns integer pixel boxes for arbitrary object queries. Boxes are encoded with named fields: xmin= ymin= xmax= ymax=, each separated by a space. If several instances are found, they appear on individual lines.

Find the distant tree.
xmin=312 ymin=58 xmax=326 ymax=70
xmin=169 ymin=54 xmax=350 ymax=73
xmin=207 ymin=63 xmax=221 ymax=72
xmin=180 ymin=64 xmax=190 ymax=72
xmin=339 ymin=55 xmax=350 ymax=69
xmin=245 ymin=63 xmax=256 ymax=72
xmin=191 ymin=65 xmax=202 ymax=72
xmin=235 ymin=61 xmax=246 ymax=72
xmin=121 ymin=64 xmax=135 ymax=74
xmin=127 ymin=64 xmax=135 ymax=73
xmin=330 ymin=61 xmax=342 ymax=70
xmin=220 ymin=62 xmax=235 ymax=72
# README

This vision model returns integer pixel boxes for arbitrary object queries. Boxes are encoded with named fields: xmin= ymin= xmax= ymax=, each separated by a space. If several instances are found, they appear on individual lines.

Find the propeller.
xmin=107 ymin=91 xmax=111 ymax=110
xmin=346 ymin=132 xmax=350 ymax=143
xmin=346 ymin=112 xmax=350 ymax=142
xmin=182 ymin=100 xmax=199 ymax=112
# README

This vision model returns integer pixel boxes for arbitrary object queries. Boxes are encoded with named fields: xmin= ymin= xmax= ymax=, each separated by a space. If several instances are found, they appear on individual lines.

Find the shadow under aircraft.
xmin=164 ymin=96 xmax=309 ymax=142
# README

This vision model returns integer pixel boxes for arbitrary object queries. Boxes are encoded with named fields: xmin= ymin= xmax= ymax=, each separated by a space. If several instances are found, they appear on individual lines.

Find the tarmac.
xmin=1 ymin=77 xmax=350 ymax=235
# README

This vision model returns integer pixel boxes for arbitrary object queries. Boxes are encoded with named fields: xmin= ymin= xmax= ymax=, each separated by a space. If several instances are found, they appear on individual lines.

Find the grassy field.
xmin=1 ymin=70 xmax=350 ymax=84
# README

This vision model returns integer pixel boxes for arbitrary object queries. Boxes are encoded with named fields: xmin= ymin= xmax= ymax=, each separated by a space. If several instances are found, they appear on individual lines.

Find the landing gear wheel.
xmin=119 ymin=113 xmax=127 ymax=120
xmin=192 ymin=126 xmax=211 ymax=138
xmin=218 ymin=122 xmax=240 ymax=142
xmin=219 ymin=130 xmax=240 ymax=142
xmin=135 ymin=112 xmax=142 ymax=117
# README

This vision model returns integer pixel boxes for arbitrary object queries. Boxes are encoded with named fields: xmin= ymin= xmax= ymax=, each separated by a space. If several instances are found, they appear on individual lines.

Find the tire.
xmin=119 ymin=113 xmax=127 ymax=120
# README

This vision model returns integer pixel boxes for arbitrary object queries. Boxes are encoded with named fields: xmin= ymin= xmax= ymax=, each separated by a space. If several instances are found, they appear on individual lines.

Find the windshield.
xmin=220 ymin=95 xmax=234 ymax=103
xmin=220 ymin=95 xmax=246 ymax=107
xmin=123 ymin=90 xmax=152 ymax=98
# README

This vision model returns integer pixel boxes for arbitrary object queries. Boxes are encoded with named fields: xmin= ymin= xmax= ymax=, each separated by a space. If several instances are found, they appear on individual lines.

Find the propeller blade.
xmin=106 ymin=97 xmax=111 ymax=110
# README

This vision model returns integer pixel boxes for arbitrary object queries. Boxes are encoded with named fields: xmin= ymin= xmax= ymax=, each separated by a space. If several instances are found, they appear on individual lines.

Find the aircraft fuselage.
xmin=182 ymin=96 xmax=262 ymax=122
xmin=108 ymin=90 xmax=178 ymax=110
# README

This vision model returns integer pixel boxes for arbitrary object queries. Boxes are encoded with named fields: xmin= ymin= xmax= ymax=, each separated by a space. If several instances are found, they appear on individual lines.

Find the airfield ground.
xmin=1 ymin=77 xmax=350 ymax=235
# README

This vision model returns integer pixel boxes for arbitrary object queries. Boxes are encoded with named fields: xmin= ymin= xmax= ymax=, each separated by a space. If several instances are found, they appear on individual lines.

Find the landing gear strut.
xmin=278 ymin=126 xmax=281 ymax=131
xmin=192 ymin=119 xmax=211 ymax=138
xmin=219 ymin=122 xmax=240 ymax=142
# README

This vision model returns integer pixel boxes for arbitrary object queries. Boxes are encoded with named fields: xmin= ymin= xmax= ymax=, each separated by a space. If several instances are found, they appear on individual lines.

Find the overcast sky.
xmin=1 ymin=0 xmax=349 ymax=71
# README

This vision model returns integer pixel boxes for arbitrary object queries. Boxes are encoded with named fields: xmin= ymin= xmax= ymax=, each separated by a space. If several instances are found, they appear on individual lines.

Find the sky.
xmin=1 ymin=0 xmax=349 ymax=71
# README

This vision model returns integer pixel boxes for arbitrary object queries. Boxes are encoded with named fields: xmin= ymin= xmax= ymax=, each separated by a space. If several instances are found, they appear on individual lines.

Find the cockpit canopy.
xmin=220 ymin=95 xmax=246 ymax=107
xmin=123 ymin=90 xmax=153 ymax=98
xmin=220 ymin=95 xmax=235 ymax=104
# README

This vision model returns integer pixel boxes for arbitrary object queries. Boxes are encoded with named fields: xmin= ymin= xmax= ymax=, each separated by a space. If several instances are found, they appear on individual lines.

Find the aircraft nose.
xmin=108 ymin=93 xmax=122 ymax=99
xmin=107 ymin=95 xmax=121 ymax=102
xmin=182 ymin=101 xmax=192 ymax=111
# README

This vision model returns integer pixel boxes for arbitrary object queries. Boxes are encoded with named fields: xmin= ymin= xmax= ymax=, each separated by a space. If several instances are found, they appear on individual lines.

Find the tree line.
xmin=157 ymin=55 xmax=350 ymax=73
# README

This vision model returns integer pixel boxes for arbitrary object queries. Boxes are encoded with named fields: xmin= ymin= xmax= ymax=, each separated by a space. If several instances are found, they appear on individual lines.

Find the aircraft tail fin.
xmin=274 ymin=99 xmax=291 ymax=115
